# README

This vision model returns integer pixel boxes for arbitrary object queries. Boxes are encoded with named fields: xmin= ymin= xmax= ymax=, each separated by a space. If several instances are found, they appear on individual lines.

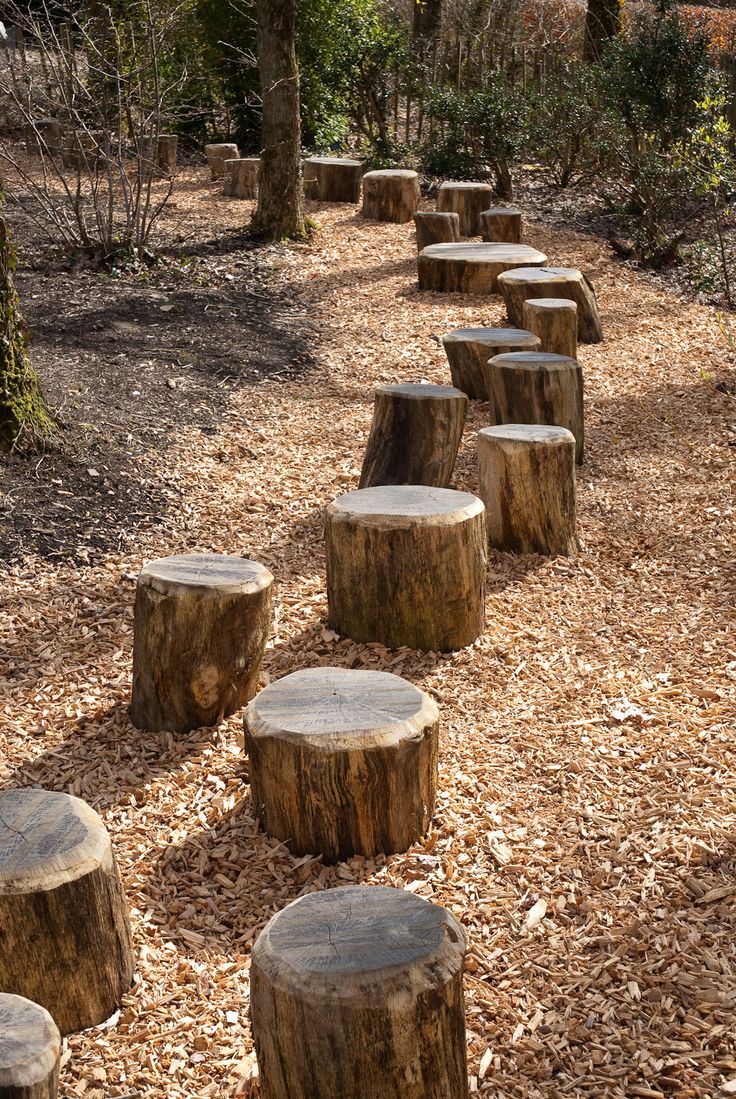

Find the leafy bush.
xmin=529 ymin=61 xmax=614 ymax=187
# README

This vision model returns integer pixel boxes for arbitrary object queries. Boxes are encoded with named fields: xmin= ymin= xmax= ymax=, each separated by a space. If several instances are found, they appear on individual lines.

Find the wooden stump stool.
xmin=0 ymin=993 xmax=61 ymax=1099
xmin=480 ymin=206 xmax=522 ymax=243
xmin=25 ymin=119 xmax=63 ymax=158
xmin=204 ymin=142 xmax=239 ymax=180
xmin=523 ymin=297 xmax=577 ymax=359
xmin=141 ymin=134 xmax=177 ymax=176
xmin=477 ymin=425 xmax=577 ymax=556
xmin=245 ymin=668 xmax=439 ymax=861
xmin=0 ymin=789 xmax=134 ymax=1036
xmin=441 ymin=326 xmax=541 ymax=401
xmin=130 ymin=553 xmax=273 ymax=733
xmin=498 ymin=266 xmax=603 ymax=343
xmin=418 ymin=243 xmax=548 ymax=295
xmin=362 ymin=170 xmax=419 ymax=223
xmin=251 ymin=885 xmax=468 ymax=1099
xmin=325 ymin=486 xmax=486 ymax=651
xmin=487 ymin=351 xmax=584 ymax=463
xmin=303 ymin=156 xmax=362 ymax=202
xmin=224 ymin=157 xmax=259 ymax=199
xmin=436 ymin=180 xmax=493 ymax=236
xmin=359 ymin=383 xmax=467 ymax=489
xmin=414 ymin=211 xmax=460 ymax=251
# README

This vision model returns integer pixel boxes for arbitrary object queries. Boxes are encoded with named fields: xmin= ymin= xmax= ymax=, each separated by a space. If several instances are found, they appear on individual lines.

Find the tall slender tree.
xmin=584 ymin=0 xmax=621 ymax=60
xmin=251 ymin=0 xmax=308 ymax=240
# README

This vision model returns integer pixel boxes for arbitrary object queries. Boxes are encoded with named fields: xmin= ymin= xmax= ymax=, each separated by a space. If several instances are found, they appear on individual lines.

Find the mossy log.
xmin=480 ymin=206 xmax=522 ymax=243
xmin=413 ymin=211 xmax=460 ymax=251
xmin=303 ymin=157 xmax=362 ymax=202
xmin=487 ymin=351 xmax=585 ymax=463
xmin=224 ymin=157 xmax=259 ymax=199
xmin=477 ymin=424 xmax=578 ymax=556
xmin=244 ymin=667 xmax=439 ymax=861
xmin=251 ymin=886 xmax=468 ymax=1099
xmin=522 ymin=297 xmax=578 ymax=359
xmin=204 ymin=143 xmax=239 ymax=180
xmin=436 ymin=181 xmax=494 ymax=236
xmin=362 ymin=170 xmax=419 ymax=223
xmin=440 ymin=326 xmax=540 ymax=401
xmin=418 ymin=243 xmax=548 ymax=295
xmin=498 ymin=266 xmax=603 ymax=343
xmin=0 ymin=993 xmax=61 ymax=1099
xmin=359 ymin=383 xmax=467 ymax=488
xmin=0 ymin=789 xmax=135 ymax=1037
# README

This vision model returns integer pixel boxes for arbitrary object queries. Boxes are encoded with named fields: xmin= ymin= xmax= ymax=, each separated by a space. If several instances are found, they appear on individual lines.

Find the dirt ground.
xmin=2 ymin=168 xmax=736 ymax=1099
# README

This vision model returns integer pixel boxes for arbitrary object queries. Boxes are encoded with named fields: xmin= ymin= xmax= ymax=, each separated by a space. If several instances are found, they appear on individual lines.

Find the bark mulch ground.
xmin=1 ymin=170 xmax=736 ymax=1099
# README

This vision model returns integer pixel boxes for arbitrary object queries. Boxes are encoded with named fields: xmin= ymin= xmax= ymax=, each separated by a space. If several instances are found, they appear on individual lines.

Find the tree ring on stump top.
xmin=138 ymin=553 xmax=274 ymax=597
xmin=375 ymin=382 xmax=466 ymax=401
xmin=0 ymin=789 xmax=112 ymax=894
xmin=0 ymin=992 xmax=61 ymax=1091
xmin=489 ymin=351 xmax=579 ymax=371
xmin=327 ymin=485 xmax=484 ymax=527
xmin=479 ymin=424 xmax=577 ymax=446
xmin=441 ymin=326 xmax=539 ymax=348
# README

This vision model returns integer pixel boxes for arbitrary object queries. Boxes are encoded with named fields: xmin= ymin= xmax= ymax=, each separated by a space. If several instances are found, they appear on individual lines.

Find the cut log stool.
xmin=0 ymin=789 xmax=134 ymax=1036
xmin=359 ymin=382 xmax=467 ymax=489
xmin=436 ymin=180 xmax=493 ymax=236
xmin=480 ymin=206 xmax=522 ymax=243
xmin=362 ymin=169 xmax=419 ymax=223
xmin=130 ymin=553 xmax=273 ymax=733
xmin=25 ymin=119 xmax=63 ymax=158
xmin=0 ymin=993 xmax=61 ymax=1099
xmin=487 ymin=351 xmax=584 ymax=463
xmin=523 ymin=297 xmax=578 ymax=359
xmin=245 ymin=668 xmax=439 ymax=861
xmin=204 ymin=142 xmax=239 ymax=180
xmin=441 ymin=326 xmax=541 ymax=401
xmin=498 ymin=266 xmax=603 ymax=343
xmin=303 ymin=156 xmax=362 ymax=202
xmin=414 ymin=211 xmax=460 ymax=251
xmin=418 ymin=243 xmax=548 ymax=295
xmin=325 ymin=485 xmax=486 ymax=651
xmin=224 ymin=157 xmax=259 ymax=199
xmin=477 ymin=425 xmax=578 ymax=556
xmin=140 ymin=134 xmax=177 ymax=176
xmin=251 ymin=885 xmax=468 ymax=1099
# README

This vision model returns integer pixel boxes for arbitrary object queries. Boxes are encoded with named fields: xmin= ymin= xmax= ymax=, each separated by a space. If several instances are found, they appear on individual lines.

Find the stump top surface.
xmin=438 ymin=180 xmax=493 ymax=192
xmin=524 ymin=297 xmax=578 ymax=310
xmin=304 ymin=156 xmax=362 ymax=168
xmin=498 ymin=266 xmax=582 ymax=283
xmin=362 ymin=168 xmax=418 ymax=180
xmin=479 ymin=424 xmax=576 ymax=446
xmin=139 ymin=553 xmax=273 ymax=595
xmin=0 ymin=789 xmax=110 ymax=894
xmin=0 ymin=993 xmax=60 ymax=1089
xmin=327 ymin=485 xmax=484 ymax=526
xmin=254 ymin=886 xmax=465 ymax=981
xmin=246 ymin=667 xmax=438 ymax=748
xmin=204 ymin=143 xmax=238 ymax=154
xmin=420 ymin=243 xmax=546 ymax=265
xmin=442 ymin=326 xmax=539 ymax=348
xmin=415 ymin=210 xmax=459 ymax=219
xmin=481 ymin=206 xmax=521 ymax=216
xmin=488 ymin=351 xmax=579 ymax=372
xmin=376 ymin=382 xmax=466 ymax=401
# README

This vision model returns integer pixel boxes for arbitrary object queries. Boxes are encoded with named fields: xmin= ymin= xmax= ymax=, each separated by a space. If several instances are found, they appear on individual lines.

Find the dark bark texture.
xmin=487 ymin=352 xmax=585 ymax=464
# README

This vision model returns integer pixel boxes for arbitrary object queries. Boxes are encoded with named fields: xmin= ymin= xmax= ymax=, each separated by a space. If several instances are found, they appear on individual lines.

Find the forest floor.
xmin=1 ymin=166 xmax=736 ymax=1099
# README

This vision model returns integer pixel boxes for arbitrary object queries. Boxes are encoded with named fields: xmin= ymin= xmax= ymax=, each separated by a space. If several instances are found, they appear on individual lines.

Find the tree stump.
xmin=251 ymin=885 xmax=468 ymax=1099
xmin=0 ymin=789 xmax=135 ymax=1036
xmin=413 ymin=211 xmax=460 ymax=251
xmin=244 ymin=668 xmax=439 ymax=861
xmin=498 ymin=266 xmax=604 ymax=343
xmin=362 ymin=170 xmax=419 ymax=223
xmin=25 ymin=119 xmax=63 ymax=158
xmin=436 ymin=180 xmax=494 ymax=236
xmin=418 ymin=243 xmax=548 ymax=295
xmin=130 ymin=553 xmax=273 ymax=734
xmin=480 ymin=206 xmax=522 ymax=243
xmin=0 ymin=993 xmax=61 ymax=1099
xmin=487 ymin=351 xmax=585 ymax=464
xmin=441 ymin=326 xmax=541 ymax=401
xmin=62 ymin=130 xmax=106 ymax=170
xmin=224 ymin=157 xmax=259 ymax=199
xmin=477 ymin=425 xmax=578 ymax=556
xmin=303 ymin=157 xmax=362 ymax=202
xmin=359 ymin=383 xmax=467 ymax=489
xmin=204 ymin=142 xmax=239 ymax=180
xmin=140 ymin=134 xmax=178 ymax=177
xmin=522 ymin=297 xmax=578 ymax=359
xmin=325 ymin=485 xmax=486 ymax=651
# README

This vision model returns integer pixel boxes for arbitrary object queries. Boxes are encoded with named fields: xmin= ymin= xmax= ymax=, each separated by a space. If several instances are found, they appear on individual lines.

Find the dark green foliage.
xmin=530 ymin=62 xmax=614 ymax=187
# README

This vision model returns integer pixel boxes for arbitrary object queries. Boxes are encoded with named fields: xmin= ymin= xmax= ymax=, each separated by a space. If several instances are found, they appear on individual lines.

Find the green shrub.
xmin=529 ymin=62 xmax=614 ymax=187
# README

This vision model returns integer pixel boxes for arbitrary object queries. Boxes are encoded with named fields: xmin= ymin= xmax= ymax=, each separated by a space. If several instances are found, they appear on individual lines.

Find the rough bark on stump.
xmin=130 ymin=553 xmax=273 ymax=733
xmin=362 ymin=170 xmax=419 ymax=223
xmin=414 ymin=211 xmax=460 ymax=251
xmin=224 ymin=157 xmax=259 ymax=199
xmin=436 ymin=181 xmax=494 ymax=236
xmin=359 ymin=383 xmax=467 ymax=489
xmin=477 ymin=424 xmax=578 ymax=556
xmin=303 ymin=157 xmax=362 ymax=202
xmin=244 ymin=668 xmax=439 ymax=861
xmin=251 ymin=886 xmax=468 ymax=1099
xmin=418 ymin=243 xmax=548 ymax=295
xmin=204 ymin=143 xmax=239 ymax=180
xmin=0 ymin=993 xmax=61 ymax=1099
xmin=0 ymin=789 xmax=134 ymax=1037
xmin=522 ymin=297 xmax=578 ymax=359
xmin=441 ymin=326 xmax=541 ymax=401
xmin=325 ymin=485 xmax=486 ymax=652
xmin=498 ymin=266 xmax=603 ymax=343
xmin=487 ymin=351 xmax=585 ymax=463
xmin=480 ymin=206 xmax=522 ymax=243
xmin=25 ymin=119 xmax=63 ymax=158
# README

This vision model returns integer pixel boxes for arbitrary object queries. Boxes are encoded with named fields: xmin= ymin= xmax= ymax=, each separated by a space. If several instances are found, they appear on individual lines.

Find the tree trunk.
xmin=245 ymin=668 xmax=439 ymax=862
xmin=584 ymin=0 xmax=621 ymax=61
xmin=252 ymin=0 xmax=307 ymax=239
xmin=251 ymin=886 xmax=468 ymax=1099
xmin=487 ymin=351 xmax=585 ymax=464
xmin=498 ymin=266 xmax=604 ymax=343
xmin=0 ymin=993 xmax=61 ymax=1099
xmin=359 ymin=383 xmax=467 ymax=489
xmin=522 ymin=298 xmax=578 ymax=359
xmin=441 ymin=326 xmax=541 ymax=401
xmin=414 ymin=211 xmax=460 ymax=250
xmin=418 ymin=243 xmax=548 ymax=295
xmin=436 ymin=181 xmax=494 ymax=236
xmin=0 ymin=789 xmax=135 ymax=1037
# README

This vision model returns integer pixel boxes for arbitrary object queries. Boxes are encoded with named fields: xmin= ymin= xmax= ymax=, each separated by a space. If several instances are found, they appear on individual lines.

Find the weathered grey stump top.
xmin=438 ymin=181 xmax=493 ymax=192
xmin=488 ymin=351 xmax=579 ymax=372
xmin=376 ymin=382 xmax=466 ymax=401
xmin=498 ymin=266 xmax=582 ymax=283
xmin=327 ymin=485 xmax=484 ymax=526
xmin=441 ymin=326 xmax=539 ymax=348
xmin=524 ymin=297 xmax=578 ymax=310
xmin=138 ymin=553 xmax=273 ymax=596
xmin=304 ymin=156 xmax=362 ymax=168
xmin=421 ymin=243 xmax=547 ymax=265
xmin=478 ymin=424 xmax=577 ymax=446
xmin=362 ymin=169 xmax=418 ymax=180
xmin=0 ymin=993 xmax=60 ymax=1088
